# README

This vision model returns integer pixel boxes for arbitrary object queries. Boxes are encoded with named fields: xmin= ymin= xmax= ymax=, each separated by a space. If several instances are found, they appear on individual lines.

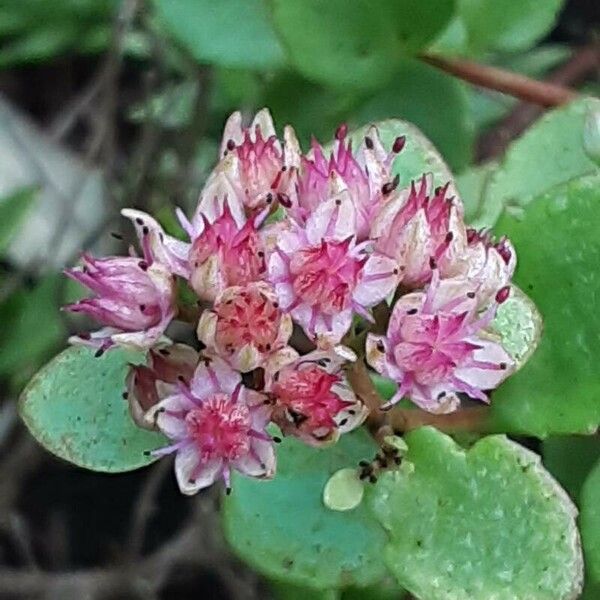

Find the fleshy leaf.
xmin=489 ymin=285 xmax=542 ymax=372
xmin=19 ymin=346 xmax=166 ymax=472
xmin=222 ymin=430 xmax=387 ymax=589
xmin=269 ymin=1 xmax=453 ymax=90
xmin=367 ymin=427 xmax=584 ymax=600
xmin=489 ymin=174 xmax=600 ymax=436
xmin=153 ymin=0 xmax=286 ymax=70
xmin=484 ymin=97 xmax=600 ymax=226
xmin=581 ymin=459 xmax=600 ymax=583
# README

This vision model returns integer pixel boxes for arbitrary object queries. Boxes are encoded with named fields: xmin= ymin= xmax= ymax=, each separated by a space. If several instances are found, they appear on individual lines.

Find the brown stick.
xmin=422 ymin=53 xmax=579 ymax=107
xmin=478 ymin=43 xmax=600 ymax=159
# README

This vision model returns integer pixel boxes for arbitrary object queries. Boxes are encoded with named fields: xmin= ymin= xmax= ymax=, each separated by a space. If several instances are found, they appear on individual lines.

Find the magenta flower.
xmin=64 ymin=248 xmax=176 ymax=353
xmin=269 ymin=347 xmax=367 ymax=447
xmin=290 ymin=123 xmax=405 ymax=241
xmin=194 ymin=109 xmax=298 ymax=217
xmin=146 ymin=356 xmax=276 ymax=495
xmin=371 ymin=174 xmax=467 ymax=288
xmin=267 ymin=194 xmax=400 ymax=346
xmin=197 ymin=281 xmax=297 ymax=373
xmin=126 ymin=344 xmax=198 ymax=429
xmin=462 ymin=228 xmax=517 ymax=306
xmin=366 ymin=271 xmax=514 ymax=413
xmin=184 ymin=199 xmax=268 ymax=303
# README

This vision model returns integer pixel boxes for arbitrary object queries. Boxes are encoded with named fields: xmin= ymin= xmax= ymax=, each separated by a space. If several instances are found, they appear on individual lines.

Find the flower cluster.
xmin=66 ymin=109 xmax=517 ymax=494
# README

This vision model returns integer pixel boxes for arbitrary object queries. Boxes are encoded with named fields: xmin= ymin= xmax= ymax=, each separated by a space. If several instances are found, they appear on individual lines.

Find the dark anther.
xmin=142 ymin=226 xmax=149 ymax=236
xmin=335 ymin=123 xmax=348 ymax=140
xmin=364 ymin=136 xmax=374 ymax=149
xmin=143 ymin=450 xmax=151 ymax=456
xmin=500 ymin=362 xmax=507 ymax=370
xmin=266 ymin=193 xmax=273 ymax=204
xmin=445 ymin=231 xmax=454 ymax=243
xmin=272 ymin=436 xmax=282 ymax=443
xmin=159 ymin=348 xmax=170 ymax=356
xmin=265 ymin=343 xmax=271 ymax=351
xmin=392 ymin=136 xmax=406 ymax=153
xmin=226 ymin=139 xmax=236 ymax=151
xmin=429 ymin=257 xmax=437 ymax=270
xmin=110 ymin=232 xmax=123 ymax=240
xmin=282 ymin=165 xmax=287 ymax=171
xmin=435 ymin=186 xmax=442 ymax=195
xmin=139 ymin=304 xmax=146 ymax=312
xmin=122 ymin=391 xmax=129 ymax=399
xmin=135 ymin=217 xmax=144 ymax=225
xmin=393 ymin=267 xmax=399 ymax=275
xmin=257 ymin=250 xmax=265 ymax=258
xmin=359 ymin=460 xmax=370 ymax=467
xmin=335 ymin=198 xmax=342 ymax=205
xmin=407 ymin=308 xmax=418 ymax=315
xmin=437 ymin=391 xmax=446 ymax=399
xmin=138 ymin=261 xmax=148 ymax=271
xmin=467 ymin=291 xmax=475 ymax=299
xmin=376 ymin=341 xmax=385 ymax=352
xmin=348 ymin=409 xmax=356 ymax=415
xmin=226 ymin=487 xmax=232 ymax=496
xmin=273 ymin=302 xmax=279 ymax=308
xmin=177 ymin=375 xmax=186 ymax=382
xmin=338 ymin=418 xmax=348 ymax=427
xmin=496 ymin=286 xmax=511 ymax=304
xmin=277 ymin=192 xmax=291 ymax=207
xmin=94 ymin=348 xmax=104 ymax=358
xmin=369 ymin=475 xmax=378 ymax=484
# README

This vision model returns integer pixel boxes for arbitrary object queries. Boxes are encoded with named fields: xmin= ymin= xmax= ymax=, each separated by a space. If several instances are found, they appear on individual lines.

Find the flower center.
xmin=274 ymin=366 xmax=347 ymax=429
xmin=185 ymin=394 xmax=251 ymax=461
xmin=290 ymin=240 xmax=363 ymax=313
xmin=215 ymin=286 xmax=281 ymax=352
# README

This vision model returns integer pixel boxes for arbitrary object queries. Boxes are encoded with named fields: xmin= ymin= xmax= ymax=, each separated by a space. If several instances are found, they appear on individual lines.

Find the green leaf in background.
xmin=581 ymin=459 xmax=600 ymax=583
xmin=0 ymin=186 xmax=37 ymax=253
xmin=223 ymin=430 xmax=387 ymax=590
xmin=543 ymin=436 xmax=600 ymax=503
xmin=485 ymin=97 xmax=600 ymax=226
xmin=349 ymin=119 xmax=453 ymax=191
xmin=367 ymin=427 xmax=583 ymax=600
xmin=19 ymin=346 xmax=166 ymax=472
xmin=455 ymin=161 xmax=499 ymax=227
xmin=269 ymin=1 xmax=400 ymax=90
xmin=489 ymin=174 xmax=600 ymax=436
xmin=357 ymin=59 xmax=474 ymax=172
xmin=153 ymin=0 xmax=285 ymax=70
xmin=437 ymin=0 xmax=566 ymax=55
xmin=0 ymin=275 xmax=65 ymax=388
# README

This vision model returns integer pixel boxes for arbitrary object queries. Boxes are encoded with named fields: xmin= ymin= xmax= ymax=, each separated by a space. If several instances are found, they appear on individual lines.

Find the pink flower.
xmin=195 ymin=109 xmax=298 ymax=217
xmin=146 ymin=356 xmax=276 ymax=495
xmin=269 ymin=347 xmax=367 ymax=447
xmin=126 ymin=344 xmax=198 ymax=429
xmin=371 ymin=174 xmax=467 ymax=288
xmin=462 ymin=228 xmax=517 ymax=306
xmin=268 ymin=194 xmax=400 ymax=346
xmin=64 ymin=248 xmax=176 ymax=353
xmin=366 ymin=271 xmax=514 ymax=413
xmin=290 ymin=123 xmax=405 ymax=240
xmin=184 ymin=200 xmax=268 ymax=303
xmin=197 ymin=281 xmax=297 ymax=373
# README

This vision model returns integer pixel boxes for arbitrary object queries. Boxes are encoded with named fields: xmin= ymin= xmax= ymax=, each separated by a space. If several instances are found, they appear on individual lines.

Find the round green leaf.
xmin=349 ymin=119 xmax=453 ymax=191
xmin=459 ymin=0 xmax=565 ymax=53
xmin=485 ymin=97 xmax=600 ymax=226
xmin=223 ymin=429 xmax=388 ymax=589
xmin=490 ymin=285 xmax=542 ymax=372
xmin=357 ymin=59 xmax=474 ymax=172
xmin=368 ymin=427 xmax=584 ymax=600
xmin=581 ymin=459 xmax=600 ymax=582
xmin=269 ymin=0 xmax=401 ymax=90
xmin=19 ymin=346 xmax=166 ymax=472
xmin=489 ymin=174 xmax=600 ymax=437
xmin=153 ymin=0 xmax=286 ymax=70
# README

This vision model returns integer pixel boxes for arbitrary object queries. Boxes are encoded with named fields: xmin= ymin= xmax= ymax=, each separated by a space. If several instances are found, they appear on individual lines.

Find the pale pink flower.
xmin=146 ymin=356 xmax=276 ymax=495
xmin=269 ymin=347 xmax=367 ymax=447
xmin=126 ymin=344 xmax=198 ymax=429
xmin=183 ymin=199 xmax=268 ymax=303
xmin=268 ymin=193 xmax=400 ymax=347
xmin=290 ymin=123 xmax=405 ymax=240
xmin=195 ymin=109 xmax=298 ymax=217
xmin=64 ymin=248 xmax=176 ymax=353
xmin=197 ymin=281 xmax=297 ymax=373
xmin=366 ymin=271 xmax=514 ymax=413
xmin=461 ymin=228 xmax=517 ymax=306
xmin=371 ymin=174 xmax=467 ymax=288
